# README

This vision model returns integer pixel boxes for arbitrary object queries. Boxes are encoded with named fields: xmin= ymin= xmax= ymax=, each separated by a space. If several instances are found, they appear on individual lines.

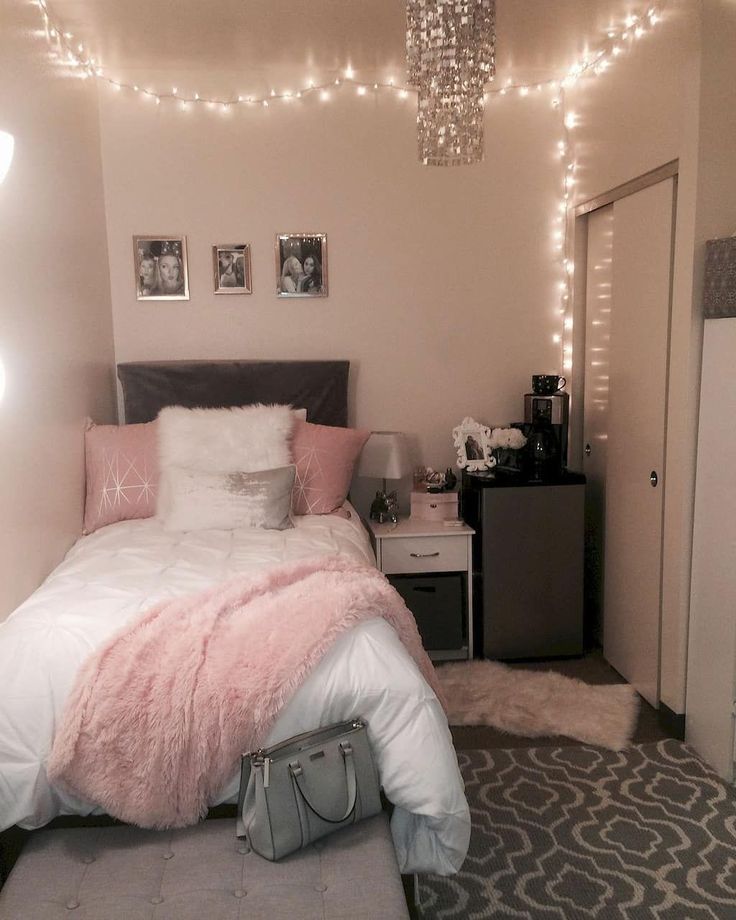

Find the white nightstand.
xmin=368 ymin=517 xmax=475 ymax=661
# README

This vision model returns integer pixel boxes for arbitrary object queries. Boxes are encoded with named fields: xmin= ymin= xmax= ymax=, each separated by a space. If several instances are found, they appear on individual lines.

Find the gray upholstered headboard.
xmin=117 ymin=360 xmax=350 ymax=427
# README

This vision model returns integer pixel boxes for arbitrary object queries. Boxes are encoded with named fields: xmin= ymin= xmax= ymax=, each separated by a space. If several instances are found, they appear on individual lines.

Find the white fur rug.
xmin=438 ymin=660 xmax=640 ymax=751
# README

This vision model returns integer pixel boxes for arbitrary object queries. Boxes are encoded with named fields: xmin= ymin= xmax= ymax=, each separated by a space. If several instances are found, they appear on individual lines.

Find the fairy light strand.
xmin=32 ymin=0 xmax=667 ymax=372
xmin=558 ymin=89 xmax=575 ymax=374
xmin=34 ymin=0 xmax=666 ymax=109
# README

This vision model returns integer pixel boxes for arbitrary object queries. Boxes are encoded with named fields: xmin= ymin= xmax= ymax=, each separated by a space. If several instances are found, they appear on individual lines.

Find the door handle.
xmin=585 ymin=443 xmax=592 ymax=456
xmin=410 ymin=551 xmax=440 ymax=558
xmin=650 ymin=471 xmax=658 ymax=487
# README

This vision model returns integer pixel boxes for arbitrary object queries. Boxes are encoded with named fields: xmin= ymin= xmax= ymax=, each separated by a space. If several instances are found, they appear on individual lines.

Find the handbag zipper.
xmin=249 ymin=752 xmax=272 ymax=788
xmin=246 ymin=718 xmax=365 ymax=764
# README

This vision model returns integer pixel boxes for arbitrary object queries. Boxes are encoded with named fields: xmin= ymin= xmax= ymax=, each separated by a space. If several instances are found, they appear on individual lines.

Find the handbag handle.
xmin=289 ymin=741 xmax=357 ymax=824
xmin=235 ymin=756 xmax=252 ymax=840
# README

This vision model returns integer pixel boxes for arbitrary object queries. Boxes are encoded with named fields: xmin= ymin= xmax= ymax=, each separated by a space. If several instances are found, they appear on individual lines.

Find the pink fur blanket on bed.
xmin=47 ymin=555 xmax=440 ymax=829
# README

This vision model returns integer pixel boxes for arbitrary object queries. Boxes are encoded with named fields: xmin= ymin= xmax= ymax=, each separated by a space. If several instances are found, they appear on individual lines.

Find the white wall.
xmin=685 ymin=0 xmax=736 ymax=778
xmin=0 ymin=1 xmax=116 ymax=620
xmin=99 ymin=73 xmax=564 ymax=491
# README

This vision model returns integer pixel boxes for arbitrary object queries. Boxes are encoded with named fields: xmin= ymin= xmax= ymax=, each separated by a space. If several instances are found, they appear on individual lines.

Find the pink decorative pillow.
xmin=291 ymin=420 xmax=371 ymax=515
xmin=84 ymin=421 xmax=159 ymax=534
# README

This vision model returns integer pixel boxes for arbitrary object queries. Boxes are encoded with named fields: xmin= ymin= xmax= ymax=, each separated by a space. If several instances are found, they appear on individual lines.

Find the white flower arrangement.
xmin=489 ymin=427 xmax=527 ymax=450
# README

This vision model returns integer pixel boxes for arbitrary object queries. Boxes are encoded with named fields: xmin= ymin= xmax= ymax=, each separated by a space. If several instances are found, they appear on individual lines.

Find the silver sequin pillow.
xmin=162 ymin=465 xmax=295 ymax=532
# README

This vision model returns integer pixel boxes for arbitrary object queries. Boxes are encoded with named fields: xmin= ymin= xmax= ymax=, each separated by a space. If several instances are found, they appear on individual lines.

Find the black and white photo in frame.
xmin=133 ymin=236 xmax=189 ymax=301
xmin=276 ymin=233 xmax=328 ymax=297
xmin=213 ymin=244 xmax=252 ymax=294
xmin=452 ymin=417 xmax=496 ymax=472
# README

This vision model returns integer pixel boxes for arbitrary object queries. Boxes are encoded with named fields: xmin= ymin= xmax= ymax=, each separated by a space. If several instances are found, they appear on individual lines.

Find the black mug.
xmin=532 ymin=374 xmax=566 ymax=395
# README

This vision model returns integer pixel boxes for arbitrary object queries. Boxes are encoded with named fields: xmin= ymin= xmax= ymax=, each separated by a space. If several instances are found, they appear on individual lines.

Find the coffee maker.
xmin=523 ymin=376 xmax=569 ymax=477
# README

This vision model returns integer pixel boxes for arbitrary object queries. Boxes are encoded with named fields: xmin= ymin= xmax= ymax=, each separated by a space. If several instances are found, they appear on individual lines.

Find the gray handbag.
xmin=236 ymin=717 xmax=382 ymax=861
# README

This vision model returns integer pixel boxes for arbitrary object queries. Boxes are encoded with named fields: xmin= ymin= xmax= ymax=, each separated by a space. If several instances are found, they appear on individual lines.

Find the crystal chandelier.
xmin=406 ymin=0 xmax=496 ymax=166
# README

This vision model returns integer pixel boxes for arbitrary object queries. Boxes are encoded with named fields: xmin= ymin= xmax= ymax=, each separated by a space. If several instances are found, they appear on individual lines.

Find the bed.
xmin=0 ymin=361 xmax=470 ymax=876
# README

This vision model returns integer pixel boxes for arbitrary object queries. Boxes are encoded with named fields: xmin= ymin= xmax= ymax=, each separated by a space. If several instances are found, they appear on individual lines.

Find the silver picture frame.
xmin=133 ymin=235 xmax=189 ymax=301
xmin=213 ymin=244 xmax=252 ymax=295
xmin=275 ymin=233 xmax=328 ymax=297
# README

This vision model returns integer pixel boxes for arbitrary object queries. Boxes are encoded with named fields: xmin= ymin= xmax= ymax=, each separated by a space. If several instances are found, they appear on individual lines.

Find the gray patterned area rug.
xmin=419 ymin=740 xmax=736 ymax=919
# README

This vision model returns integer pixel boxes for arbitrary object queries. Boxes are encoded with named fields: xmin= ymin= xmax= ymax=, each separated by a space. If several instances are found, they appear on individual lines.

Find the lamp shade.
xmin=357 ymin=431 xmax=411 ymax=481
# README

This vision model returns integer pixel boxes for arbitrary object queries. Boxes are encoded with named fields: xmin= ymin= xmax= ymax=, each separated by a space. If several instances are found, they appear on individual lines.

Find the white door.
xmin=582 ymin=204 xmax=614 ymax=644
xmin=601 ymin=177 xmax=675 ymax=707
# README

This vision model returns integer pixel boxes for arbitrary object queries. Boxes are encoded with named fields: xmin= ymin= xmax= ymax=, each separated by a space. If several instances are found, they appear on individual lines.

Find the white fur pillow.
xmin=158 ymin=404 xmax=299 ymax=473
xmin=157 ymin=404 xmax=300 ymax=527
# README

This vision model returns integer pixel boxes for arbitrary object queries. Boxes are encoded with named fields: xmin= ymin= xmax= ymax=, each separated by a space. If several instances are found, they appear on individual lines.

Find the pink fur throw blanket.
xmin=47 ymin=556 xmax=439 ymax=829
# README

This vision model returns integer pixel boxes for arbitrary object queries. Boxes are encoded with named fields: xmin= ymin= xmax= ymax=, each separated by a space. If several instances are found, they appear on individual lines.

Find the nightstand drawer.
xmin=389 ymin=573 xmax=466 ymax=652
xmin=380 ymin=535 xmax=468 ymax=574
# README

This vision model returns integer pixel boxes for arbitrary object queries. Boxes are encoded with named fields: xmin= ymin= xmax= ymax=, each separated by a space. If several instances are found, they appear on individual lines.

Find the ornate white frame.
xmin=452 ymin=417 xmax=496 ymax=472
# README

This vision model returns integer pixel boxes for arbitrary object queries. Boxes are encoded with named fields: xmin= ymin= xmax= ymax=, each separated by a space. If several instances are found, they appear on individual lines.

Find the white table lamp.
xmin=358 ymin=431 xmax=411 ymax=522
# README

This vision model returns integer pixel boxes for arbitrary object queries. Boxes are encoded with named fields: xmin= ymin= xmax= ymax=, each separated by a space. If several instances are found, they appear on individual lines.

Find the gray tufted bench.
xmin=0 ymin=814 xmax=409 ymax=919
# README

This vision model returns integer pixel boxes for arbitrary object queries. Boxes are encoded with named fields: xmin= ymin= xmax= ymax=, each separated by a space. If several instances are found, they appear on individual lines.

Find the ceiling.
xmin=48 ymin=0 xmax=645 ymax=87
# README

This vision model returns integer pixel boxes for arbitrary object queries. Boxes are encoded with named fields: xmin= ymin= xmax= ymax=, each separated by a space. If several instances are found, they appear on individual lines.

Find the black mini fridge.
xmin=461 ymin=470 xmax=585 ymax=659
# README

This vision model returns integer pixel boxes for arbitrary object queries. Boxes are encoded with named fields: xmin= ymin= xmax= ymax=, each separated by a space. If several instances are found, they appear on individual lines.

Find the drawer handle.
xmin=410 ymin=552 xmax=440 ymax=558
xmin=413 ymin=586 xmax=437 ymax=593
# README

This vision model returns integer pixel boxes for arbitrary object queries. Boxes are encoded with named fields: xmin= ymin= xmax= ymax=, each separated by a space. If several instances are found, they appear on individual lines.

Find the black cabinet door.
xmin=388 ymin=573 xmax=465 ymax=651
xmin=481 ymin=485 xmax=584 ymax=658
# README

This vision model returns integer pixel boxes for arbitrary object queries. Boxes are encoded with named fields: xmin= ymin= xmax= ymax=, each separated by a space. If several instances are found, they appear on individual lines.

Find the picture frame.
xmin=452 ymin=417 xmax=496 ymax=472
xmin=133 ymin=236 xmax=189 ymax=301
xmin=275 ymin=233 xmax=328 ymax=297
xmin=213 ymin=244 xmax=252 ymax=295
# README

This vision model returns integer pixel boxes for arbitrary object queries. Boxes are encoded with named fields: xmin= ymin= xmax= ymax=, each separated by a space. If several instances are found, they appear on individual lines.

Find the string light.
xmin=555 ymin=89 xmax=576 ymax=373
xmin=30 ymin=0 xmax=667 ymax=111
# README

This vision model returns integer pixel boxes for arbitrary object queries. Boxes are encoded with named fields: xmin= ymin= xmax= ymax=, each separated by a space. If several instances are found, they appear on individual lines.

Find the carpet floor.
xmin=418 ymin=740 xmax=736 ymax=919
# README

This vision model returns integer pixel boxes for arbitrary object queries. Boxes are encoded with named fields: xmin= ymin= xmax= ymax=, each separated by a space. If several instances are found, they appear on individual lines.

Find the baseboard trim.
xmin=659 ymin=703 xmax=685 ymax=740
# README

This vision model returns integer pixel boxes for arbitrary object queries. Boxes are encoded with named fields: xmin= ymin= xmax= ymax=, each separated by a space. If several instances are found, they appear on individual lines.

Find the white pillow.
xmin=162 ymin=465 xmax=296 ymax=532
xmin=158 ymin=404 xmax=299 ymax=473
xmin=157 ymin=404 xmax=299 ymax=525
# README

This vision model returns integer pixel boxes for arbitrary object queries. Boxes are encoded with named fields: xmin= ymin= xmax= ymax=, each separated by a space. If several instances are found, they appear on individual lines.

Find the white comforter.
xmin=0 ymin=506 xmax=470 ymax=875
